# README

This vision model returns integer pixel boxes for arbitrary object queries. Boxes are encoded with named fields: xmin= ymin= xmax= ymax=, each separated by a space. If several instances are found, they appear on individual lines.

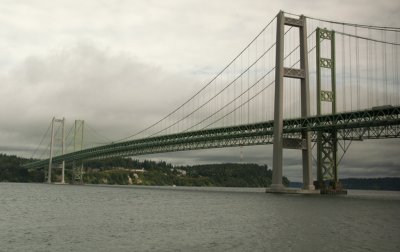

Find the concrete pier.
xmin=265 ymin=188 xmax=320 ymax=195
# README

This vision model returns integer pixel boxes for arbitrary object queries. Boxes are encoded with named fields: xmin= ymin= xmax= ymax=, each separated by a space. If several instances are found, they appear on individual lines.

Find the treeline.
xmin=176 ymin=163 xmax=289 ymax=187
xmin=0 ymin=154 xmax=42 ymax=182
xmin=83 ymin=158 xmax=285 ymax=187
xmin=85 ymin=158 xmax=173 ymax=170
xmin=3 ymin=154 xmax=399 ymax=190
xmin=83 ymin=158 xmax=175 ymax=185
xmin=0 ymin=154 xmax=288 ymax=187
xmin=340 ymin=178 xmax=400 ymax=191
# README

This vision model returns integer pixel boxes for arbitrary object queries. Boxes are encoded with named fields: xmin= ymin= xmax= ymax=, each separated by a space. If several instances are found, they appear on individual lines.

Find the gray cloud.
xmin=0 ymin=42 xmax=199 ymax=145
xmin=0 ymin=0 xmax=399 ymax=181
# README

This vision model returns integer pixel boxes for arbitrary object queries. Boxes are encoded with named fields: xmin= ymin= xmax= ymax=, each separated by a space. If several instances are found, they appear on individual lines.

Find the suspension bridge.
xmin=24 ymin=11 xmax=400 ymax=193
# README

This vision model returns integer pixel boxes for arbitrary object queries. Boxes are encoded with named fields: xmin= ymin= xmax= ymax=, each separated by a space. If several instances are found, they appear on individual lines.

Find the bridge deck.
xmin=24 ymin=106 xmax=400 ymax=168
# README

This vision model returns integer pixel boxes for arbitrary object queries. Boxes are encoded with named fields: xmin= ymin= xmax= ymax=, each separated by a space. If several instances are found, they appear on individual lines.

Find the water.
xmin=1 ymin=183 xmax=399 ymax=252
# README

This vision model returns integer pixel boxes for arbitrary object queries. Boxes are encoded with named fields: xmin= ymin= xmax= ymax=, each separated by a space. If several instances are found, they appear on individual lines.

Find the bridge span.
xmin=25 ymin=106 xmax=400 ymax=167
xmin=25 ymin=11 xmax=400 ymax=193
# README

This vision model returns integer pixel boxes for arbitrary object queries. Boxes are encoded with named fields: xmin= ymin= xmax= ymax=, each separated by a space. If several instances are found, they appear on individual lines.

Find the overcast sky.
xmin=0 ymin=0 xmax=399 ymax=181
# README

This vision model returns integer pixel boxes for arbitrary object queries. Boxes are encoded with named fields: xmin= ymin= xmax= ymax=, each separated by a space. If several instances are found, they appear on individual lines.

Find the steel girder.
xmin=316 ymin=28 xmax=337 ymax=184
xmin=24 ymin=106 xmax=400 ymax=169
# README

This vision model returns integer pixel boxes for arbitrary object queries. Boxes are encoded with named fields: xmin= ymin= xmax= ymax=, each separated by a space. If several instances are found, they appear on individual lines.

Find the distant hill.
xmin=340 ymin=178 xmax=400 ymax=191
xmin=288 ymin=182 xmax=302 ymax=188
xmin=0 ymin=154 xmax=42 ymax=182
xmin=84 ymin=160 xmax=287 ymax=187
xmin=176 ymin=163 xmax=289 ymax=187
xmin=5 ymin=154 xmax=397 ymax=190
xmin=0 ymin=154 xmax=289 ymax=187
xmin=289 ymin=178 xmax=400 ymax=191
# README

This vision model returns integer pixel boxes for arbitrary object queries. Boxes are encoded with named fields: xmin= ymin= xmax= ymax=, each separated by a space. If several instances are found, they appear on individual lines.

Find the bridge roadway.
xmin=24 ymin=106 xmax=400 ymax=169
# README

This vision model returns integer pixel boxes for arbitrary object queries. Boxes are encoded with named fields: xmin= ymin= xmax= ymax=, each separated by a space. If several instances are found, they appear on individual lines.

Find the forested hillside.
xmin=0 ymin=154 xmax=283 ymax=187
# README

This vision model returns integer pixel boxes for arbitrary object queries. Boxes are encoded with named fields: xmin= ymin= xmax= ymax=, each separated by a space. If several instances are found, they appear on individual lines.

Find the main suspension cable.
xmin=284 ymin=11 xmax=400 ymax=32
xmin=30 ymin=121 xmax=52 ymax=159
xmin=113 ymin=14 xmax=279 ymax=143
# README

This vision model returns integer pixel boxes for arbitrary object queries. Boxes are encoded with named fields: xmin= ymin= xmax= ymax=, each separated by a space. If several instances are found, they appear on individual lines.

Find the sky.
xmin=0 ymin=0 xmax=399 ymax=181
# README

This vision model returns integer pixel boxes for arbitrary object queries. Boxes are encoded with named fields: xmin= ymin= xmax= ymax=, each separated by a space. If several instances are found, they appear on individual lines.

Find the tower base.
xmin=265 ymin=187 xmax=320 ymax=194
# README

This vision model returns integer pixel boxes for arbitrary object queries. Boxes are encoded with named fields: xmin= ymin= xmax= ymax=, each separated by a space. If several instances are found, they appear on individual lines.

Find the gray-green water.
xmin=1 ymin=183 xmax=399 ymax=251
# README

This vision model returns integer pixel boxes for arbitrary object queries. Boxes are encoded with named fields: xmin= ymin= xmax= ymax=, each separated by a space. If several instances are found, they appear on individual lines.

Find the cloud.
xmin=0 ymin=42 xmax=199 ymax=151
xmin=1 ymin=41 xmax=399 ymax=181
xmin=0 ymin=0 xmax=399 ymax=181
xmin=338 ymin=139 xmax=400 ymax=178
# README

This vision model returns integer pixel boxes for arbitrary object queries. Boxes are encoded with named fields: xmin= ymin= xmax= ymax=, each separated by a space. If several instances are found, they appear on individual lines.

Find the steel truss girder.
xmin=316 ymin=27 xmax=337 ymax=185
xmin=317 ymin=131 xmax=337 ymax=181
xmin=24 ymin=106 xmax=400 ymax=169
xmin=72 ymin=161 xmax=83 ymax=184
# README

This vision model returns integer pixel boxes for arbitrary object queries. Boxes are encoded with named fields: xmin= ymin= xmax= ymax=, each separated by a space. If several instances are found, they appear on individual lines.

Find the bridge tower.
xmin=47 ymin=117 xmax=65 ymax=183
xmin=315 ymin=28 xmax=339 ymax=189
xmin=72 ymin=120 xmax=85 ymax=184
xmin=270 ymin=11 xmax=315 ymax=191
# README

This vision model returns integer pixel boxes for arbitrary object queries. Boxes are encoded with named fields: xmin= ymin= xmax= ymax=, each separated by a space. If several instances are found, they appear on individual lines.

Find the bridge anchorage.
xmin=24 ymin=11 xmax=400 ymax=194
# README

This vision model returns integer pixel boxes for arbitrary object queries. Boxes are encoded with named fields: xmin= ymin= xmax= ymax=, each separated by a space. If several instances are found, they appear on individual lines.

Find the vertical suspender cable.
xmin=395 ymin=32 xmax=400 ymax=105
xmin=30 ymin=121 xmax=52 ymax=159
xmin=391 ymin=32 xmax=395 ymax=106
xmin=367 ymin=28 xmax=371 ymax=108
xmin=349 ymin=30 xmax=353 ymax=110
xmin=233 ymin=59 xmax=236 ymax=125
xmin=342 ymin=24 xmax=346 ymax=111
xmin=374 ymin=36 xmax=378 ymax=105
xmin=356 ymin=27 xmax=360 ymax=109
xmin=241 ymin=55 xmax=243 ymax=125
xmin=383 ymin=30 xmax=387 ymax=105
xmin=248 ymin=46 xmax=250 ymax=124
xmin=255 ymin=37 xmax=258 ymax=122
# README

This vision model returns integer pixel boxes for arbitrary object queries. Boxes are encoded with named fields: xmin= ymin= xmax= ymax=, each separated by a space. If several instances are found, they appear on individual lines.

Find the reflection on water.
xmin=1 ymin=183 xmax=399 ymax=251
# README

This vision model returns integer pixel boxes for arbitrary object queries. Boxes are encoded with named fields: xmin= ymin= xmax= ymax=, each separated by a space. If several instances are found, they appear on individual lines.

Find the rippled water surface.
xmin=1 ymin=183 xmax=399 ymax=251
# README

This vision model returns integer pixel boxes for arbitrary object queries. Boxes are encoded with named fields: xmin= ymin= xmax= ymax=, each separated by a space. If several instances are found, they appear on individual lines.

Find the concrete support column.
xmin=299 ymin=15 xmax=314 ymax=190
xmin=271 ymin=11 xmax=285 ymax=190
xmin=269 ymin=12 xmax=315 ymax=192
xmin=48 ymin=117 xmax=55 ymax=183
xmin=61 ymin=118 xmax=65 ymax=184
